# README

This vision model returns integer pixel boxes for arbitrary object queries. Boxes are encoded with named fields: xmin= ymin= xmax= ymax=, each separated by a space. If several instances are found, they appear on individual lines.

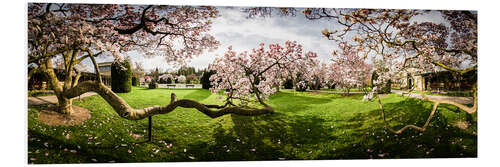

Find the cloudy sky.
xmin=95 ymin=7 xmax=337 ymax=73
xmin=92 ymin=7 xmax=449 ymax=73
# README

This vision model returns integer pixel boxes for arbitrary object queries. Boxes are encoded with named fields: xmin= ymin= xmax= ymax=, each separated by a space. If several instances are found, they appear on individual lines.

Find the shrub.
xmin=201 ymin=70 xmax=216 ymax=89
xmin=177 ymin=75 xmax=186 ymax=83
xmin=111 ymin=59 xmax=132 ymax=93
xmin=186 ymin=74 xmax=198 ymax=84
xmin=131 ymin=76 xmax=138 ymax=86
xmin=148 ymin=81 xmax=158 ymax=89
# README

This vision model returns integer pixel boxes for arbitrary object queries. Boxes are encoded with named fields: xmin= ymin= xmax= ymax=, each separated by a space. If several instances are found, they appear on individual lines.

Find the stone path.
xmin=28 ymin=92 xmax=97 ymax=106
xmin=391 ymin=90 xmax=473 ymax=104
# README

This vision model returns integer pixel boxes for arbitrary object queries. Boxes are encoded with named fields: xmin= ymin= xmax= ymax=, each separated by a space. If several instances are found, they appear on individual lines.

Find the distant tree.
xmin=309 ymin=63 xmax=329 ymax=90
xmin=151 ymin=68 xmax=160 ymax=83
xmin=177 ymin=66 xmax=196 ymax=76
xmin=200 ymin=70 xmax=216 ymax=89
xmin=209 ymin=41 xmax=318 ymax=112
xmin=294 ymin=73 xmax=308 ymax=92
xmin=177 ymin=75 xmax=186 ymax=84
xmin=159 ymin=74 xmax=174 ymax=84
xmin=132 ymin=62 xmax=145 ymax=78
xmin=186 ymin=74 xmax=198 ymax=84
xmin=327 ymin=42 xmax=372 ymax=95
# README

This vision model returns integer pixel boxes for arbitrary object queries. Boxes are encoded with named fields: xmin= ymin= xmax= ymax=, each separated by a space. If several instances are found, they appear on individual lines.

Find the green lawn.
xmin=27 ymin=87 xmax=477 ymax=164
xmin=28 ymin=90 xmax=55 ymax=97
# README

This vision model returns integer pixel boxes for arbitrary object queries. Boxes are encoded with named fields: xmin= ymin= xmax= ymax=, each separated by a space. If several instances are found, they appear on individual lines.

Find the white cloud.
xmin=186 ymin=7 xmax=339 ymax=70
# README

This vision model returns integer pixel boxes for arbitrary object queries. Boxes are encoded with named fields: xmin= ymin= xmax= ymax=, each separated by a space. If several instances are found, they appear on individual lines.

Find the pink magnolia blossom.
xmin=159 ymin=74 xmax=174 ymax=82
xmin=300 ymin=9 xmax=476 ymax=91
xmin=177 ymin=75 xmax=186 ymax=83
xmin=327 ymin=42 xmax=372 ymax=92
xmin=28 ymin=3 xmax=219 ymax=69
xmin=144 ymin=76 xmax=152 ymax=83
xmin=209 ymin=41 xmax=318 ymax=104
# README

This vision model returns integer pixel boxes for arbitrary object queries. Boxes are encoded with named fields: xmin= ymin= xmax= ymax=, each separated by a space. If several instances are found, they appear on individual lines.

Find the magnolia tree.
xmin=209 ymin=41 xmax=318 ymax=111
xmin=144 ymin=76 xmax=152 ymax=83
xmin=327 ymin=42 xmax=372 ymax=94
xmin=292 ymin=59 xmax=323 ymax=91
xmin=176 ymin=75 xmax=186 ymax=83
xmin=306 ymin=9 xmax=478 ymax=133
xmin=308 ymin=62 xmax=329 ymax=90
xmin=244 ymin=8 xmax=477 ymax=133
xmin=27 ymin=3 xmax=283 ymax=120
xmin=159 ymin=74 xmax=174 ymax=83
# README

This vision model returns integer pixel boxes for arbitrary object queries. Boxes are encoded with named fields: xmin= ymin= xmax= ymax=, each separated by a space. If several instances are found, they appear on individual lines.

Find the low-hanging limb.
xmin=63 ymin=81 xmax=274 ymax=120
xmin=376 ymin=85 xmax=477 ymax=134
xmin=377 ymin=95 xmax=439 ymax=134
xmin=60 ymin=48 xmax=274 ymax=120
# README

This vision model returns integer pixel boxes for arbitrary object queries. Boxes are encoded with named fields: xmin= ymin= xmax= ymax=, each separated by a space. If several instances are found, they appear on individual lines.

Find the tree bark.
xmin=376 ymin=84 xmax=477 ymax=134
xmin=56 ymin=95 xmax=73 ymax=115
xmin=63 ymin=81 xmax=274 ymax=120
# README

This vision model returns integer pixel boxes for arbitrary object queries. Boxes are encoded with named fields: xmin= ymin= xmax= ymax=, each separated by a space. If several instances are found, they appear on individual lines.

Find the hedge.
xmin=111 ymin=59 xmax=132 ymax=93
xmin=201 ymin=70 xmax=216 ymax=89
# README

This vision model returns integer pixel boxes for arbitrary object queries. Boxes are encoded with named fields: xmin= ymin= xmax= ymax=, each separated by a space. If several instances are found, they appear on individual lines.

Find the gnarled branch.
xmin=63 ymin=81 xmax=274 ymax=120
xmin=377 ymin=95 xmax=438 ymax=134
xmin=80 ymin=48 xmax=102 ymax=83
xmin=377 ymin=85 xmax=477 ymax=134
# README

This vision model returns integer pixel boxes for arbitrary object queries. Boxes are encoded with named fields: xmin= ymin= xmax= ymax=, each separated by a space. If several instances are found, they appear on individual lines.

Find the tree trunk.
xmin=57 ymin=95 xmax=73 ymax=115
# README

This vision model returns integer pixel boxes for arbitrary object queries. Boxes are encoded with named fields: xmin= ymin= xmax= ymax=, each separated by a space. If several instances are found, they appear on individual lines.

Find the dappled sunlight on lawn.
xmin=28 ymin=88 xmax=476 ymax=163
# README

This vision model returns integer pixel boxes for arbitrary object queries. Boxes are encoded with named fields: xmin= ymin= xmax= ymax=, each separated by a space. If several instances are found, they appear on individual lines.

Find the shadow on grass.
xmin=185 ymin=112 xmax=334 ymax=161
xmin=319 ymin=98 xmax=478 ymax=159
xmin=28 ymin=130 xmax=128 ymax=163
xmin=185 ymin=97 xmax=476 ymax=160
xmin=268 ymin=91 xmax=332 ymax=113
xmin=182 ymin=91 xmax=338 ymax=161
xmin=28 ymin=92 xmax=477 ymax=162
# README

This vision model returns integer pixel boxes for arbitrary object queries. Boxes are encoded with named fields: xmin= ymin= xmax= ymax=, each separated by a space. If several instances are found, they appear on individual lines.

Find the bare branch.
xmin=376 ymin=95 xmax=438 ymax=134
xmin=80 ymin=48 xmax=103 ymax=83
